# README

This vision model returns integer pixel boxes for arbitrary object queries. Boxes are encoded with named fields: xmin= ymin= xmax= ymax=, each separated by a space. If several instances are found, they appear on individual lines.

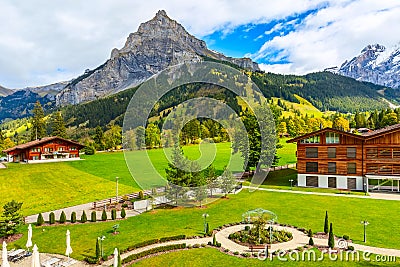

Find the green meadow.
xmin=9 ymin=189 xmax=400 ymax=260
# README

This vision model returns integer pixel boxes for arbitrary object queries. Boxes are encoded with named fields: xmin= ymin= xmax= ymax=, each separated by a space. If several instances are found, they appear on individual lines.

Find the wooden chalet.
xmin=287 ymin=124 xmax=400 ymax=192
xmin=3 ymin=136 xmax=84 ymax=163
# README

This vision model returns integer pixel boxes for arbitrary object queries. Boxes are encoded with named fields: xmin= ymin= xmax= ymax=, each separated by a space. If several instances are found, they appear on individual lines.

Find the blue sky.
xmin=0 ymin=0 xmax=400 ymax=88
xmin=204 ymin=8 xmax=323 ymax=65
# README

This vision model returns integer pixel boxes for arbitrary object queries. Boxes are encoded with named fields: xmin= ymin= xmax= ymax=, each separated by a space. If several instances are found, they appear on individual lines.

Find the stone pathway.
xmin=243 ymin=186 xmax=400 ymax=201
xmin=101 ymin=224 xmax=400 ymax=266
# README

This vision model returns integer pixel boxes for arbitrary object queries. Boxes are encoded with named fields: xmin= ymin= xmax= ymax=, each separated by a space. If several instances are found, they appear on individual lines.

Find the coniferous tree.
xmin=30 ymin=101 xmax=46 ymax=140
xmin=59 ymin=211 xmax=66 ymax=223
xmin=70 ymin=212 xmax=77 ymax=223
xmin=120 ymin=208 xmax=126 ymax=219
xmin=51 ymin=111 xmax=67 ymax=138
xmin=95 ymin=238 xmax=100 ymax=259
xmin=101 ymin=209 xmax=107 ymax=221
xmin=91 ymin=211 xmax=97 ymax=222
xmin=81 ymin=211 xmax=87 ymax=223
xmin=36 ymin=213 xmax=44 ymax=226
xmin=328 ymin=223 xmax=334 ymax=249
xmin=324 ymin=211 xmax=329 ymax=234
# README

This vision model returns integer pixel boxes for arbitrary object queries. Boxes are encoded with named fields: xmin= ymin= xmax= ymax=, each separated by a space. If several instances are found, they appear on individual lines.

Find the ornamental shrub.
xmin=59 ymin=211 xmax=66 ymax=223
xmin=81 ymin=211 xmax=87 ymax=223
xmin=71 ymin=212 xmax=76 ymax=223
xmin=36 ymin=213 xmax=44 ymax=226
xmin=91 ymin=211 xmax=97 ymax=222
xmin=101 ymin=210 xmax=107 ymax=221
xmin=49 ymin=212 xmax=55 ymax=224
xmin=121 ymin=208 xmax=126 ymax=219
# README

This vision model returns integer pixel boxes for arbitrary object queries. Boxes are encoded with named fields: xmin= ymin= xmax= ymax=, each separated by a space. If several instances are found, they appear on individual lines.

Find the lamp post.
xmin=289 ymin=179 xmax=294 ymax=190
xmin=98 ymin=236 xmax=106 ymax=257
xmin=364 ymin=182 xmax=367 ymax=196
xmin=116 ymin=177 xmax=119 ymax=203
xmin=361 ymin=220 xmax=369 ymax=243
xmin=202 ymin=213 xmax=209 ymax=234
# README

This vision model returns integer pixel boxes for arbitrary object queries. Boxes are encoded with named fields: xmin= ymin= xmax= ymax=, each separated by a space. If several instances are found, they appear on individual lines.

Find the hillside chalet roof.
xmin=3 ymin=136 xmax=84 ymax=153
xmin=287 ymin=123 xmax=400 ymax=143
xmin=287 ymin=127 xmax=363 ymax=143
xmin=361 ymin=123 xmax=400 ymax=138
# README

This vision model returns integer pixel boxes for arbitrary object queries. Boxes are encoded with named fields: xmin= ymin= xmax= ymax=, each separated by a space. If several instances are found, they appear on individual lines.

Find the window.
xmin=306 ymin=162 xmax=318 ymax=173
xmin=366 ymin=148 xmax=378 ymax=159
xmin=326 ymin=132 xmax=339 ymax=144
xmin=71 ymin=146 xmax=76 ymax=151
xmin=300 ymin=135 xmax=320 ymax=144
xmin=328 ymin=177 xmax=337 ymax=188
xmin=44 ymin=147 xmax=53 ymax=153
xmin=70 ymin=154 xmax=76 ymax=158
xmin=58 ymin=147 xmax=64 ymax=151
xmin=306 ymin=147 xmax=318 ymax=158
xmin=347 ymin=147 xmax=356 ymax=158
xmin=327 ymin=147 xmax=336 ymax=158
xmin=306 ymin=176 xmax=319 ymax=187
xmin=347 ymin=163 xmax=356 ymax=174
xmin=366 ymin=164 xmax=378 ymax=174
xmin=31 ymin=147 xmax=40 ymax=152
xmin=328 ymin=162 xmax=336 ymax=174
xmin=32 ymin=156 xmax=39 ymax=160
xmin=379 ymin=148 xmax=392 ymax=158
xmin=393 ymin=148 xmax=400 ymax=158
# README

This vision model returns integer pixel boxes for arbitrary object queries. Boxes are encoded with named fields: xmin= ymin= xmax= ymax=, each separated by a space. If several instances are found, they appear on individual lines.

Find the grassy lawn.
xmin=10 ymin=190 xmax=400 ymax=260
xmin=0 ymin=162 xmax=139 ymax=215
xmin=0 ymin=142 xmax=240 ymax=215
xmin=130 ymin=248 xmax=398 ymax=267
xmin=276 ymin=138 xmax=297 ymax=166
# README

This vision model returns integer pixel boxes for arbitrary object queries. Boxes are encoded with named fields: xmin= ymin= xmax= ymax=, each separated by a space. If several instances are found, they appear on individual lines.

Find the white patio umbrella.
xmin=2 ymin=241 xmax=10 ymax=267
xmin=113 ymin=248 xmax=118 ymax=267
xmin=26 ymin=224 xmax=33 ymax=251
xmin=65 ymin=230 xmax=73 ymax=259
xmin=31 ymin=244 xmax=40 ymax=267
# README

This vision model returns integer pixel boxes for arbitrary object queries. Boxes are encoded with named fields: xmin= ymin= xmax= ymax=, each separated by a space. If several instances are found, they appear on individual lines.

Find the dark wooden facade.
xmin=3 ymin=136 xmax=84 ymax=163
xmin=288 ymin=124 xmax=400 ymax=190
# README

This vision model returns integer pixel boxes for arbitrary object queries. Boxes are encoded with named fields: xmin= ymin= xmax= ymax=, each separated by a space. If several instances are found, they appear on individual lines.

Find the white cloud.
xmin=254 ymin=0 xmax=400 ymax=74
xmin=0 ymin=0 xmax=399 ymax=87
xmin=0 ymin=0 xmax=327 ymax=88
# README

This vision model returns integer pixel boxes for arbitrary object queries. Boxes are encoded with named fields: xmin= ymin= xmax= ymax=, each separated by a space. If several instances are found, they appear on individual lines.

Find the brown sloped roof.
xmin=287 ymin=127 xmax=363 ymax=143
xmin=362 ymin=123 xmax=400 ymax=138
xmin=3 ymin=136 xmax=84 ymax=153
xmin=287 ymin=123 xmax=400 ymax=143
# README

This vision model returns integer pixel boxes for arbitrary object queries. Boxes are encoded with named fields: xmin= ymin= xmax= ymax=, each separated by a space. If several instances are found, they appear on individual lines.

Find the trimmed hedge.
xmin=122 ymin=243 xmax=186 ymax=264
xmin=123 ymin=235 xmax=186 ymax=253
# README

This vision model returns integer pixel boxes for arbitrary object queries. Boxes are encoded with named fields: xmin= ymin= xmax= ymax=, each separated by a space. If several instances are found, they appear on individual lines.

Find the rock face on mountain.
xmin=56 ymin=10 xmax=259 ymax=106
xmin=0 ymin=85 xmax=12 ymax=97
xmin=332 ymin=44 xmax=400 ymax=89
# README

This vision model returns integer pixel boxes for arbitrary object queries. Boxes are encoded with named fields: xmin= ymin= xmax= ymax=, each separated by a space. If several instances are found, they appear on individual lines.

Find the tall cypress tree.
xmin=51 ymin=111 xmax=67 ymax=138
xmin=324 ymin=211 xmax=329 ymax=234
xmin=30 ymin=101 xmax=46 ymax=140
xmin=328 ymin=223 xmax=334 ymax=249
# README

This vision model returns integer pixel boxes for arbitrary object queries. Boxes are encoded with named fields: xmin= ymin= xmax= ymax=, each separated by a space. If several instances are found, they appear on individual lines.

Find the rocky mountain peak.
xmin=56 ymin=10 xmax=259 ymax=106
xmin=332 ymin=43 xmax=400 ymax=89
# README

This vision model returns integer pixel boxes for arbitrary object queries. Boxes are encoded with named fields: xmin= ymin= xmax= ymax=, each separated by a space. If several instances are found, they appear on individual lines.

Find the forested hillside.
xmin=251 ymin=71 xmax=389 ymax=113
